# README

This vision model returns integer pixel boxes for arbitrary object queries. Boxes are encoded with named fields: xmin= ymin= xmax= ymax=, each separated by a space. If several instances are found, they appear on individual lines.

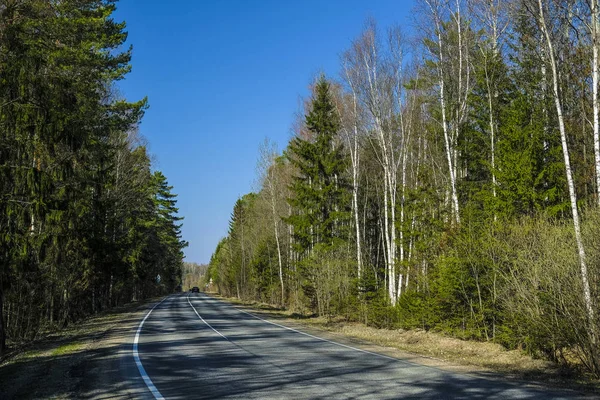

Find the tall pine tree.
xmin=286 ymin=75 xmax=350 ymax=254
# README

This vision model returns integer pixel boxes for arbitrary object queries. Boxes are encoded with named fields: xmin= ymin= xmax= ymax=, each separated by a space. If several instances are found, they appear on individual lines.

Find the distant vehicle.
xmin=191 ymin=286 xmax=200 ymax=293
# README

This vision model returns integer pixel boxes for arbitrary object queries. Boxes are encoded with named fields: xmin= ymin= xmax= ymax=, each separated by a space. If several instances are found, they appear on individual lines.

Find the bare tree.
xmin=339 ymin=58 xmax=364 ymax=280
xmin=422 ymin=0 xmax=464 ymax=225
xmin=344 ymin=21 xmax=412 ymax=305
xmin=345 ymin=21 xmax=393 ymax=304
xmin=257 ymin=139 xmax=286 ymax=305
xmin=594 ymin=0 xmax=600 ymax=206
xmin=581 ymin=0 xmax=600 ymax=205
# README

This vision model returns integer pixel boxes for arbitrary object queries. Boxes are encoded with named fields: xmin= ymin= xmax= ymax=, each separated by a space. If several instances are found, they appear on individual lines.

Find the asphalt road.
xmin=125 ymin=293 xmax=580 ymax=399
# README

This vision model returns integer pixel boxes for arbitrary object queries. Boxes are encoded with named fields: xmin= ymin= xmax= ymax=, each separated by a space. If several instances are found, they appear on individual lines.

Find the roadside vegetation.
xmin=207 ymin=0 xmax=600 ymax=380
xmin=0 ymin=1 xmax=187 ymax=357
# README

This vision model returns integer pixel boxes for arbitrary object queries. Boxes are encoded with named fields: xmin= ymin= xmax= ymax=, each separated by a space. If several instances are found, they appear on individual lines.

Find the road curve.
xmin=127 ymin=293 xmax=579 ymax=399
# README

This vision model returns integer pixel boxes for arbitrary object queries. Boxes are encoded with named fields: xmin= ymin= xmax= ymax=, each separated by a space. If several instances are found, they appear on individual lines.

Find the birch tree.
xmin=422 ymin=0 xmax=462 ymax=224
xmin=469 ymin=0 xmax=509 ymax=205
xmin=594 ymin=0 xmax=600 ymax=206
xmin=533 ymin=0 xmax=595 ymax=333
xmin=340 ymin=53 xmax=364 ymax=280
xmin=582 ymin=0 xmax=600 ymax=205
xmin=258 ymin=140 xmax=286 ymax=305
xmin=345 ymin=22 xmax=405 ymax=305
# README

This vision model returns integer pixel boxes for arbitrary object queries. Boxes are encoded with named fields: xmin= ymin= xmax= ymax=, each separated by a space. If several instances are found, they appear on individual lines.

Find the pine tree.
xmin=154 ymin=171 xmax=187 ymax=290
xmin=284 ymin=76 xmax=351 ymax=313
xmin=0 ymin=0 xmax=185 ymax=354
xmin=286 ymin=75 xmax=350 ymax=253
xmin=495 ymin=10 xmax=565 ymax=218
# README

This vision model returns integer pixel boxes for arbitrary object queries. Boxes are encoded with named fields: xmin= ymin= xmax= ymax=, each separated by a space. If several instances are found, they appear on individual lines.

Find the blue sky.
xmin=113 ymin=0 xmax=414 ymax=264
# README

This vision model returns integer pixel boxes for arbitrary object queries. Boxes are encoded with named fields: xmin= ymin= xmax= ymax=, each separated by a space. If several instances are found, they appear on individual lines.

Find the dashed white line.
xmin=187 ymin=294 xmax=228 ymax=340
xmin=133 ymin=296 xmax=168 ymax=400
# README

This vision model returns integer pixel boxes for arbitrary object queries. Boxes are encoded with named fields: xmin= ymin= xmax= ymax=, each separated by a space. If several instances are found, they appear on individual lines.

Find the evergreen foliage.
xmin=0 ymin=0 xmax=186 ymax=355
xmin=286 ymin=75 xmax=350 ymax=252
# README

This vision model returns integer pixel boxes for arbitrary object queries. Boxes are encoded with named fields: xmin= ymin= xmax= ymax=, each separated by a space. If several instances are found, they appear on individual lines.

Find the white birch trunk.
xmin=270 ymin=192 xmax=285 ymax=305
xmin=479 ymin=0 xmax=504 ymax=203
xmin=340 ymin=67 xmax=363 ymax=279
xmin=383 ymin=167 xmax=395 ymax=304
xmin=427 ymin=0 xmax=461 ymax=224
xmin=396 ymin=126 xmax=410 ymax=300
xmin=592 ymin=0 xmax=600 ymax=205
xmin=383 ymin=162 xmax=396 ymax=303
xmin=486 ymin=72 xmax=497 ymax=200
xmin=537 ymin=0 xmax=595 ymax=327
xmin=360 ymin=28 xmax=399 ymax=305
xmin=441 ymin=72 xmax=460 ymax=224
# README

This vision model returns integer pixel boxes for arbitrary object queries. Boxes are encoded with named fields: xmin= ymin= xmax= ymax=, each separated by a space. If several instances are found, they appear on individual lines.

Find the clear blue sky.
xmin=113 ymin=0 xmax=414 ymax=264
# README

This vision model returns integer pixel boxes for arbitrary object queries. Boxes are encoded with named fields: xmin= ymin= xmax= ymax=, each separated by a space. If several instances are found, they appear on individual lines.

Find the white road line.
xmin=234 ymin=307 xmax=399 ymax=362
xmin=187 ymin=294 xmax=228 ymax=340
xmin=133 ymin=296 xmax=168 ymax=400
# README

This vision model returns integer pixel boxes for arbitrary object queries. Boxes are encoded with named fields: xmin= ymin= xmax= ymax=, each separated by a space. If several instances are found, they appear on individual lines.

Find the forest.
xmin=208 ymin=0 xmax=600 ymax=376
xmin=0 ymin=1 xmax=187 ymax=355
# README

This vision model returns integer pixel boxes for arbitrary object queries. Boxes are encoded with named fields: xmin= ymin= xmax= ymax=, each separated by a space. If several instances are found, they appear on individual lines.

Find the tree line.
xmin=208 ymin=0 xmax=600 ymax=376
xmin=182 ymin=262 xmax=209 ymax=291
xmin=0 ymin=0 xmax=186 ymax=356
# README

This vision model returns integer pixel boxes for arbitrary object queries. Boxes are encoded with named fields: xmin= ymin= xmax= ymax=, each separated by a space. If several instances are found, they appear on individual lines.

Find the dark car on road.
xmin=191 ymin=286 xmax=200 ymax=293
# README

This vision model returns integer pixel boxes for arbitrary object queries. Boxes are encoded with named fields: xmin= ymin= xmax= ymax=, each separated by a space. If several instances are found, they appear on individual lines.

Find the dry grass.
xmin=307 ymin=320 xmax=551 ymax=373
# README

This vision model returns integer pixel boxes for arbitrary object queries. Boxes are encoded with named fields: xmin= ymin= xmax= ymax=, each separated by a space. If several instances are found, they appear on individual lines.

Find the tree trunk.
xmin=338 ymin=67 xmax=363 ymax=280
xmin=272 ymin=200 xmax=285 ymax=305
xmin=485 ymin=64 xmax=497 ymax=203
xmin=593 ymin=0 xmax=600 ymax=205
xmin=537 ymin=0 xmax=595 ymax=328
xmin=430 ymin=3 xmax=460 ymax=224
xmin=359 ymin=26 xmax=399 ymax=305
xmin=350 ymin=87 xmax=363 ymax=280
xmin=397 ymin=126 xmax=410 ymax=299
xmin=0 ymin=284 xmax=6 ymax=356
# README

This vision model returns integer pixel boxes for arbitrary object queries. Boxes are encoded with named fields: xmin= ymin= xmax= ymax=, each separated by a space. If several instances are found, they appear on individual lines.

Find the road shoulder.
xmin=0 ymin=298 xmax=163 ymax=400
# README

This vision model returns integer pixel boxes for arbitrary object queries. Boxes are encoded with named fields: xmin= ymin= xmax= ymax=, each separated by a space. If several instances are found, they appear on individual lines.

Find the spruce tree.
xmin=0 ymin=0 xmax=184 ymax=354
xmin=286 ymin=75 xmax=350 ymax=254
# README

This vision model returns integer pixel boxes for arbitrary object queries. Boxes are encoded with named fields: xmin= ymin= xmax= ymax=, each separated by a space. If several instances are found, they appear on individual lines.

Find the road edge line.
xmin=234 ymin=306 xmax=398 ymax=362
xmin=133 ymin=296 xmax=169 ymax=400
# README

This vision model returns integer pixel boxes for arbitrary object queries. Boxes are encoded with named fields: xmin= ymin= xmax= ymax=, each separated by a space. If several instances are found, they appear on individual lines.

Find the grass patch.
xmin=51 ymin=342 xmax=86 ymax=357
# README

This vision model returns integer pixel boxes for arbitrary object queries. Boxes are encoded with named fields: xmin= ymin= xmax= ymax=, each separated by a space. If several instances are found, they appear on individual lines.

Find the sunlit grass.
xmin=51 ymin=342 xmax=86 ymax=357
